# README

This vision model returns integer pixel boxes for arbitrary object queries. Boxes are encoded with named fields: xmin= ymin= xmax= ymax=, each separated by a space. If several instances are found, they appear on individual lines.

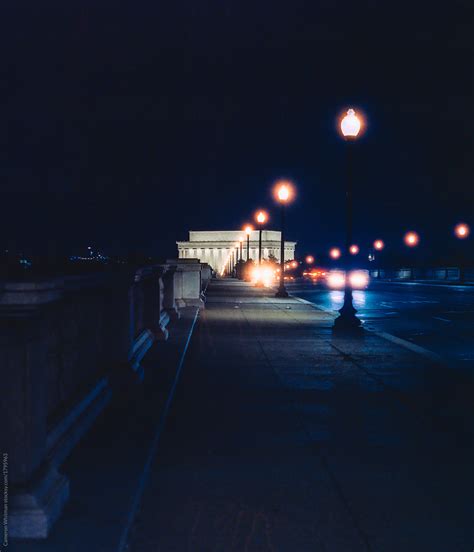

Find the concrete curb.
xmin=117 ymin=308 xmax=200 ymax=552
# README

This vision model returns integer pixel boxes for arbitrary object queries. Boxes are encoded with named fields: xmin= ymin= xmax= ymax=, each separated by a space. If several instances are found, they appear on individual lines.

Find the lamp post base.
xmin=275 ymin=287 xmax=289 ymax=298
xmin=333 ymin=313 xmax=363 ymax=333
xmin=255 ymin=281 xmax=264 ymax=288
xmin=333 ymin=288 xmax=363 ymax=334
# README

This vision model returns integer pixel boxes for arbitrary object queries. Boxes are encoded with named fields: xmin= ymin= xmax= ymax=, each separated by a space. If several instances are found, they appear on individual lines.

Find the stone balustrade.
xmin=0 ymin=259 xmax=207 ymax=539
xmin=369 ymin=266 xmax=474 ymax=283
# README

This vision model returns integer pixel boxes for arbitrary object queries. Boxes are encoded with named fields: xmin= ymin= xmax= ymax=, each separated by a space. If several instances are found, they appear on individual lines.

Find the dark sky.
xmin=1 ymin=1 xmax=473 ymax=262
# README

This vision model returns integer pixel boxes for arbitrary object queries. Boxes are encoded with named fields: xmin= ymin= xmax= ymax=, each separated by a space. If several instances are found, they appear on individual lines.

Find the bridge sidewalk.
xmin=127 ymin=279 xmax=472 ymax=551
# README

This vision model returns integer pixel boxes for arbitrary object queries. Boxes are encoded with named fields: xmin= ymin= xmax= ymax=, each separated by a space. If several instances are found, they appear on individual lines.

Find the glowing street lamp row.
xmin=328 ymin=223 xmax=470 ymax=259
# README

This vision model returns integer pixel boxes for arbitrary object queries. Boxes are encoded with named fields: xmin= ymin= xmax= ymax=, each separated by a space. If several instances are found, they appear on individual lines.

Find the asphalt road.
xmin=286 ymin=279 xmax=474 ymax=367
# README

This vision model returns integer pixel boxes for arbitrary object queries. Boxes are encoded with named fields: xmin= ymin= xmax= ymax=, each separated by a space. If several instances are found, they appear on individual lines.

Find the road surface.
xmin=287 ymin=279 xmax=474 ymax=367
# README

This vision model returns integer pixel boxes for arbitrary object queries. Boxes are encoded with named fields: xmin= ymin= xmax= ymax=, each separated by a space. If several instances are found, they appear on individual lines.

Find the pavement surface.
xmin=287 ymin=279 xmax=474 ymax=368
xmin=127 ymin=280 xmax=474 ymax=552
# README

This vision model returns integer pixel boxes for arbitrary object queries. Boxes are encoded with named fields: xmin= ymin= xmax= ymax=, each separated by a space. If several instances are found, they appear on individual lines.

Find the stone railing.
xmin=369 ymin=267 xmax=474 ymax=283
xmin=0 ymin=258 xmax=209 ymax=538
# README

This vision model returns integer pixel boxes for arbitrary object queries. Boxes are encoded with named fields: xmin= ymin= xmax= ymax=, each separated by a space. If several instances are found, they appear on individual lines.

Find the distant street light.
xmin=349 ymin=244 xmax=359 ymax=255
xmin=334 ymin=108 xmax=363 ymax=332
xmin=306 ymin=255 xmax=314 ymax=264
xmin=404 ymin=231 xmax=419 ymax=247
xmin=374 ymin=239 xmax=384 ymax=251
xmin=455 ymin=223 xmax=470 ymax=239
xmin=243 ymin=224 xmax=253 ymax=261
xmin=330 ymin=247 xmax=341 ymax=260
xmin=274 ymin=181 xmax=295 ymax=298
xmin=255 ymin=210 xmax=268 ymax=265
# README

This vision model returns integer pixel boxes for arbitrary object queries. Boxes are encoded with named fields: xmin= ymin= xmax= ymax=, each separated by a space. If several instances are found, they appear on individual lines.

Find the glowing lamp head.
xmin=455 ymin=223 xmax=470 ymax=239
xmin=341 ymin=108 xmax=361 ymax=138
xmin=330 ymin=247 xmax=341 ymax=260
xmin=256 ymin=211 xmax=268 ymax=225
xmin=349 ymin=244 xmax=359 ymax=255
xmin=373 ymin=239 xmax=384 ymax=251
xmin=404 ymin=231 xmax=419 ymax=247
xmin=291 ymin=260 xmax=298 ymax=268
xmin=278 ymin=184 xmax=290 ymax=202
xmin=244 ymin=224 xmax=253 ymax=235
xmin=274 ymin=179 xmax=294 ymax=204
xmin=239 ymin=236 xmax=243 ymax=242
xmin=305 ymin=255 xmax=314 ymax=264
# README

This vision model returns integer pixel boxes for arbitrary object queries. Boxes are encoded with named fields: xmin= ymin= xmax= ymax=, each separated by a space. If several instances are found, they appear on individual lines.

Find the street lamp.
xmin=454 ymin=223 xmax=470 ymax=282
xmin=454 ymin=223 xmax=470 ymax=239
xmin=404 ymin=231 xmax=419 ymax=247
xmin=374 ymin=239 xmax=384 ymax=251
xmin=306 ymin=255 xmax=314 ymax=264
xmin=330 ymin=247 xmax=341 ymax=260
xmin=334 ymin=108 xmax=363 ymax=332
xmin=243 ymin=224 xmax=253 ymax=261
xmin=274 ymin=180 xmax=294 ymax=298
xmin=349 ymin=244 xmax=359 ymax=255
xmin=239 ymin=237 xmax=243 ymax=260
xmin=255 ymin=210 xmax=268 ymax=265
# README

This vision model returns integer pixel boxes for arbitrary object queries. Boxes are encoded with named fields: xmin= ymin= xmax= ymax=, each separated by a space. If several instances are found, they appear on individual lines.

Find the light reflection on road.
xmin=328 ymin=289 xmax=367 ymax=310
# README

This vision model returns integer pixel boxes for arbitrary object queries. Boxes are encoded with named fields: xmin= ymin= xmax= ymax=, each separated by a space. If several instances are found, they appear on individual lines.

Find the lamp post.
xmin=334 ymin=108 xmax=362 ymax=332
xmin=274 ymin=181 xmax=294 ymax=298
xmin=243 ymin=225 xmax=253 ymax=261
xmin=404 ymin=231 xmax=419 ymax=279
xmin=255 ymin=211 xmax=268 ymax=265
xmin=254 ymin=211 xmax=268 ymax=288
xmin=454 ymin=223 xmax=470 ymax=282
xmin=239 ymin=237 xmax=243 ymax=260
xmin=372 ymin=239 xmax=385 ymax=276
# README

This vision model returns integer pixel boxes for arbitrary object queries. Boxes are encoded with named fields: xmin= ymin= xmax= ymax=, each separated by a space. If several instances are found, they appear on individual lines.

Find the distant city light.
xmin=454 ymin=223 xmax=470 ymax=239
xmin=349 ymin=244 xmax=359 ymax=255
xmin=373 ymin=239 xmax=384 ymax=251
xmin=340 ymin=108 xmax=361 ymax=138
xmin=243 ymin=224 xmax=253 ymax=235
xmin=305 ymin=255 xmax=314 ymax=264
xmin=291 ymin=260 xmax=298 ymax=268
xmin=329 ymin=247 xmax=341 ymax=259
xmin=404 ymin=231 xmax=420 ymax=247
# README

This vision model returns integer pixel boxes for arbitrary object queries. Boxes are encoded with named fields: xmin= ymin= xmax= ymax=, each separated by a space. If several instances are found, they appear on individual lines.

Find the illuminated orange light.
xmin=404 ymin=231 xmax=420 ymax=247
xmin=273 ymin=179 xmax=295 ymax=203
xmin=305 ymin=255 xmax=314 ymax=264
xmin=349 ymin=244 xmax=359 ymax=255
xmin=454 ymin=223 xmax=470 ymax=239
xmin=373 ymin=239 xmax=384 ymax=251
xmin=291 ymin=260 xmax=298 ymax=268
xmin=243 ymin=224 xmax=253 ymax=235
xmin=340 ymin=108 xmax=362 ymax=138
xmin=255 ymin=210 xmax=268 ymax=225
xmin=330 ymin=247 xmax=341 ymax=259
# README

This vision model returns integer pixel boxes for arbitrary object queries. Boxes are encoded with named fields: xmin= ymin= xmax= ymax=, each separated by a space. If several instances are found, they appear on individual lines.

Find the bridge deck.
xmin=128 ymin=279 xmax=472 ymax=551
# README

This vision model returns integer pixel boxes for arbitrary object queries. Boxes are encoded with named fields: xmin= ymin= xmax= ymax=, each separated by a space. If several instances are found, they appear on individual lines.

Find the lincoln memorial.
xmin=177 ymin=230 xmax=297 ymax=274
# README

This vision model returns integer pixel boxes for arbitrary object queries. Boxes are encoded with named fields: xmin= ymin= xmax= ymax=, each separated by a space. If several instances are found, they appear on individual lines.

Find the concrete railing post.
xmin=0 ymin=280 xmax=69 ymax=539
xmin=166 ymin=259 xmax=205 ymax=309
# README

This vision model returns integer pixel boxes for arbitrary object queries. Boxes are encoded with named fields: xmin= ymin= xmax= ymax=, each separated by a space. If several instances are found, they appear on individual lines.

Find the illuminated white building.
xmin=177 ymin=230 xmax=297 ymax=274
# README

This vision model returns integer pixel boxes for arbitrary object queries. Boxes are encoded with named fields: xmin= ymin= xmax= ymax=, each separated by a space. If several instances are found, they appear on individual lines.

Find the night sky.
xmin=1 ymin=1 xmax=473 ymax=263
